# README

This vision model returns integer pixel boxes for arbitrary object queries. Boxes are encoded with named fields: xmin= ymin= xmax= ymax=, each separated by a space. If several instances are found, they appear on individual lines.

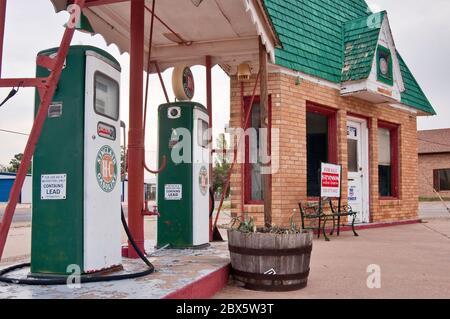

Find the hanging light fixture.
xmin=237 ymin=63 xmax=252 ymax=82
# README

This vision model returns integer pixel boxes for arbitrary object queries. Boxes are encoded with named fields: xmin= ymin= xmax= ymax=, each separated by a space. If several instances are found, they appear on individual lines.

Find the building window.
xmin=306 ymin=103 xmax=337 ymax=197
xmin=244 ymin=96 xmax=271 ymax=204
xmin=378 ymin=122 xmax=399 ymax=198
xmin=377 ymin=45 xmax=393 ymax=86
xmin=433 ymin=169 xmax=450 ymax=191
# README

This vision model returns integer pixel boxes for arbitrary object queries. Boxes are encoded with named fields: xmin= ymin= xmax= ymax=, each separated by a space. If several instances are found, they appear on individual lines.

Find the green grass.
xmin=419 ymin=197 xmax=450 ymax=202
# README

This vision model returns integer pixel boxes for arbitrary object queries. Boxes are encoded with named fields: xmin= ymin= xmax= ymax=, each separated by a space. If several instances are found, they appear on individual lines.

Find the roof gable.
xmin=341 ymin=12 xmax=406 ymax=103
xmin=341 ymin=11 xmax=385 ymax=82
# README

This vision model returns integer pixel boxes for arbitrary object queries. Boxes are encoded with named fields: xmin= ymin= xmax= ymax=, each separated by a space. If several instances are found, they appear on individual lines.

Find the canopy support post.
xmin=259 ymin=37 xmax=272 ymax=228
xmin=127 ymin=0 xmax=146 ymax=258
xmin=206 ymin=55 xmax=213 ymax=241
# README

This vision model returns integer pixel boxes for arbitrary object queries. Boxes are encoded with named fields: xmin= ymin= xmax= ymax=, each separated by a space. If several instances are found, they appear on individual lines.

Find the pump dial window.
xmin=94 ymin=72 xmax=120 ymax=121
xmin=198 ymin=119 xmax=209 ymax=148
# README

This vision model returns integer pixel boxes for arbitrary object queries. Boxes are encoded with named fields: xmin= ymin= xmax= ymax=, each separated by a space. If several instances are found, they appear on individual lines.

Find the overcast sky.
xmin=0 ymin=0 xmax=449 ymax=169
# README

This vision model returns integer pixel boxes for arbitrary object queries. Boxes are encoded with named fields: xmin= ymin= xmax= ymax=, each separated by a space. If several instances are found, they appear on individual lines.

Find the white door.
xmin=347 ymin=120 xmax=369 ymax=224
xmin=84 ymin=51 xmax=122 ymax=272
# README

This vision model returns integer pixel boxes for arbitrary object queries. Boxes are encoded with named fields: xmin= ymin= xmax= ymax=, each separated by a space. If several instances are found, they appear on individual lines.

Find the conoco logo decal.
xmin=96 ymin=145 xmax=118 ymax=193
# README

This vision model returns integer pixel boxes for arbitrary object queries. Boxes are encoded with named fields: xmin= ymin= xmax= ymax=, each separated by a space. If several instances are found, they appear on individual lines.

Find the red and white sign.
xmin=320 ymin=163 xmax=341 ymax=198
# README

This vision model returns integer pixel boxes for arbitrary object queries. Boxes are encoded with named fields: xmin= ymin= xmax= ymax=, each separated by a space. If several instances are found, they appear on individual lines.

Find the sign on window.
xmin=320 ymin=163 xmax=341 ymax=198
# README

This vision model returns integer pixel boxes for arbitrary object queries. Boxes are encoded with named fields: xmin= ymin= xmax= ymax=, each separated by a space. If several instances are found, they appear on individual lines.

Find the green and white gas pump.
xmin=31 ymin=46 xmax=122 ymax=276
xmin=157 ymin=66 xmax=210 ymax=248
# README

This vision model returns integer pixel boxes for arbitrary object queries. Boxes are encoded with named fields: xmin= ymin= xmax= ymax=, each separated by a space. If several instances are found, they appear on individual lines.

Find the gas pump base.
xmin=155 ymin=243 xmax=211 ymax=250
xmin=27 ymin=265 xmax=124 ymax=280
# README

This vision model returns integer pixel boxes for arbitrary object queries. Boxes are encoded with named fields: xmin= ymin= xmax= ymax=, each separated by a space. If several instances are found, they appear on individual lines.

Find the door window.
xmin=347 ymin=126 xmax=359 ymax=174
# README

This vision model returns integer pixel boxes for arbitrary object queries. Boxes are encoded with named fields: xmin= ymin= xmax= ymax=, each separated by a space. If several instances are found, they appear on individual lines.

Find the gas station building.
xmin=228 ymin=2 xmax=435 ymax=227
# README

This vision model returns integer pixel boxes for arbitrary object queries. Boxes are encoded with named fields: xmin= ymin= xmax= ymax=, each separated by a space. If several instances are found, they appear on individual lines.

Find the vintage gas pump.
xmin=31 ymin=46 xmax=122 ymax=276
xmin=157 ymin=66 xmax=210 ymax=248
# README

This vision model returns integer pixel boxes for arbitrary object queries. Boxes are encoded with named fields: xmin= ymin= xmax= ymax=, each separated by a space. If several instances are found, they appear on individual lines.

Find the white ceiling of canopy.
xmin=50 ymin=0 xmax=279 ymax=74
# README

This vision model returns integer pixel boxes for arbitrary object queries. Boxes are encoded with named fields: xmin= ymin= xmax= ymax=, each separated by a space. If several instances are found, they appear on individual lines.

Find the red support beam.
xmin=0 ymin=77 xmax=47 ymax=88
xmin=206 ymin=55 xmax=213 ymax=241
xmin=85 ymin=0 xmax=130 ymax=7
xmin=0 ymin=0 xmax=86 ymax=261
xmin=143 ymin=0 xmax=156 ymax=135
xmin=214 ymin=72 xmax=260 ymax=228
xmin=0 ymin=0 xmax=7 ymax=77
xmin=259 ymin=38 xmax=271 ymax=227
xmin=144 ymin=5 xmax=186 ymax=44
xmin=154 ymin=61 xmax=169 ymax=103
xmin=127 ymin=0 xmax=146 ymax=259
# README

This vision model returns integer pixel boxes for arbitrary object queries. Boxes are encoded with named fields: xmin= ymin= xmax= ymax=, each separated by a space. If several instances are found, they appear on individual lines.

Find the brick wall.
xmin=418 ymin=153 xmax=450 ymax=198
xmin=229 ymin=71 xmax=419 ymax=227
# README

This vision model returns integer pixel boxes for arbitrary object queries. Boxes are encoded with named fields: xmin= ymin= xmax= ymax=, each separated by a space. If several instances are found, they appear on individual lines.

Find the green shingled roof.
xmin=342 ymin=11 xmax=385 ymax=82
xmin=398 ymin=53 xmax=435 ymax=114
xmin=263 ymin=0 xmax=435 ymax=114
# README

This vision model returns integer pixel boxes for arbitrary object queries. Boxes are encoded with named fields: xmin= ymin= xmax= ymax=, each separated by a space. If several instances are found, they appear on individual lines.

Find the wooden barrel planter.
xmin=227 ymin=229 xmax=313 ymax=291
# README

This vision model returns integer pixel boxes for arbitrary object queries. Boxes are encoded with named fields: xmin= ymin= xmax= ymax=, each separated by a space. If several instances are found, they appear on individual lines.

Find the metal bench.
xmin=299 ymin=199 xmax=359 ymax=241
xmin=298 ymin=200 xmax=328 ymax=239
xmin=323 ymin=199 xmax=359 ymax=240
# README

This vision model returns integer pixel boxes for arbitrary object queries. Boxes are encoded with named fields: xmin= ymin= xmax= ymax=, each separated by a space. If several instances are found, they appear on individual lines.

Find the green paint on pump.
xmin=157 ymin=102 xmax=207 ymax=248
xmin=31 ymin=46 xmax=120 ymax=275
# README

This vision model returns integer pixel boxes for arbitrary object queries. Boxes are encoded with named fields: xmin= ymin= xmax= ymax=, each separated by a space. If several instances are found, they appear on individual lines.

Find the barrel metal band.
xmin=228 ymin=245 xmax=312 ymax=256
xmin=232 ymin=268 xmax=310 ymax=281
xmin=244 ymin=281 xmax=307 ymax=292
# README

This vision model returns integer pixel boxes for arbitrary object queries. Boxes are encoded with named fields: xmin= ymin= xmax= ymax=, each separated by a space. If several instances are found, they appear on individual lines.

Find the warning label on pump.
xmin=165 ymin=184 xmax=182 ymax=200
xmin=41 ymin=174 xmax=67 ymax=200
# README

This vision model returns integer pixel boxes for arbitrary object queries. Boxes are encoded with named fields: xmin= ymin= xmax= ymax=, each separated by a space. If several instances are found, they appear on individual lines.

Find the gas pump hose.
xmin=0 ymin=206 xmax=155 ymax=285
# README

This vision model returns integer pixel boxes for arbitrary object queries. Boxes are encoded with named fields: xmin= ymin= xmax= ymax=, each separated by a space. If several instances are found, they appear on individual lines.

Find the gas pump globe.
xmin=157 ymin=66 xmax=210 ymax=248
xmin=31 ymin=46 xmax=122 ymax=276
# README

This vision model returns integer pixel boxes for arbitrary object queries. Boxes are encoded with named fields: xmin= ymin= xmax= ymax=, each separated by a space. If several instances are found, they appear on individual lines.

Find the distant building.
xmin=418 ymin=129 xmax=450 ymax=200
xmin=121 ymin=178 xmax=156 ymax=203
xmin=0 ymin=173 xmax=32 ymax=204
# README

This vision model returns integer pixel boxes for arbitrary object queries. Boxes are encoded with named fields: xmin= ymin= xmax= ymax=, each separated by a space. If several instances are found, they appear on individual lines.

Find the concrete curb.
xmin=162 ymin=264 xmax=230 ymax=299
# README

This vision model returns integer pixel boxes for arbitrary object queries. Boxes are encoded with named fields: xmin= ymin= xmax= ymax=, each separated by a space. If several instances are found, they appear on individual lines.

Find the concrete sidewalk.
xmin=214 ymin=219 xmax=450 ymax=299
xmin=419 ymin=201 xmax=450 ymax=219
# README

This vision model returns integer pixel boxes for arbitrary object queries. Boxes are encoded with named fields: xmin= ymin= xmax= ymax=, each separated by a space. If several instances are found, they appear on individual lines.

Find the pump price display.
xmin=41 ymin=174 xmax=67 ymax=200
xmin=165 ymin=184 xmax=182 ymax=200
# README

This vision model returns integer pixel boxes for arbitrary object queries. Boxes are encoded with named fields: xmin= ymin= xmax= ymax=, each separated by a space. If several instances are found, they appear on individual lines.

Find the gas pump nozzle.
xmin=142 ymin=200 xmax=160 ymax=217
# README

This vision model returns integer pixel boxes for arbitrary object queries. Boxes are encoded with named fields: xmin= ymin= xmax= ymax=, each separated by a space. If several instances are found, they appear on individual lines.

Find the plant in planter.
xmin=224 ymin=214 xmax=313 ymax=292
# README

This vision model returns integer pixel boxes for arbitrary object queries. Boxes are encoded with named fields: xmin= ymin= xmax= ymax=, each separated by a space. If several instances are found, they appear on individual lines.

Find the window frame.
xmin=376 ymin=45 xmax=394 ymax=86
xmin=306 ymin=102 xmax=338 ymax=200
xmin=243 ymin=95 xmax=272 ymax=205
xmin=378 ymin=120 xmax=400 ymax=199
xmin=433 ymin=169 xmax=450 ymax=192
